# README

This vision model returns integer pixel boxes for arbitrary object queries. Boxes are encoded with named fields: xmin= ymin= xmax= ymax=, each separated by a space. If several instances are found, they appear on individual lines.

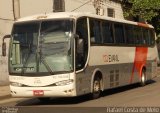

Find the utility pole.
xmin=12 ymin=0 xmax=20 ymax=20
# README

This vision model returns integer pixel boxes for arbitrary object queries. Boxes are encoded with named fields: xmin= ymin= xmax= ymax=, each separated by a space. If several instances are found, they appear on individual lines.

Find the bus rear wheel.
xmin=92 ymin=77 xmax=101 ymax=99
xmin=140 ymin=69 xmax=146 ymax=86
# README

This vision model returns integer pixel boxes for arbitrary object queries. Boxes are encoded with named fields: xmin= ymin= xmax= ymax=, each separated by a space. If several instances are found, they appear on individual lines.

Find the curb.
xmin=0 ymin=94 xmax=11 ymax=100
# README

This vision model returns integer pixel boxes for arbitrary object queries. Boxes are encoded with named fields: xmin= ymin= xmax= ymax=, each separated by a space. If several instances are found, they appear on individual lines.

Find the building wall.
xmin=0 ymin=0 xmax=13 ymax=85
xmin=64 ymin=0 xmax=124 ymax=19
xmin=20 ymin=0 xmax=53 ymax=17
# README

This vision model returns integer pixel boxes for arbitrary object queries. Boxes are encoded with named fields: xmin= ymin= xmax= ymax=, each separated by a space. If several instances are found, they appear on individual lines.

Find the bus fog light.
xmin=11 ymin=90 xmax=16 ymax=94
xmin=11 ymin=82 xmax=22 ymax=87
xmin=64 ymin=89 xmax=74 ymax=93
xmin=55 ymin=79 xmax=74 ymax=86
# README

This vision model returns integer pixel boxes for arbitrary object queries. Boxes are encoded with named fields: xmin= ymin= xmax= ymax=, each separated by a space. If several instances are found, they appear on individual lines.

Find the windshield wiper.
xmin=21 ymin=50 xmax=32 ymax=75
xmin=41 ymin=57 xmax=54 ymax=75
xmin=39 ymin=47 xmax=55 ymax=75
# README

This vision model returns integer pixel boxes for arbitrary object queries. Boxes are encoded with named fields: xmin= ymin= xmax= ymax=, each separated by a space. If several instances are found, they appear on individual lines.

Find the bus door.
xmin=75 ymin=17 xmax=90 ymax=95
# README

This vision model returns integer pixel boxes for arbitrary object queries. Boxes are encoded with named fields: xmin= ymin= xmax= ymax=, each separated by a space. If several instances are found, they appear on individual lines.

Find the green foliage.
xmin=125 ymin=0 xmax=160 ymax=21
xmin=123 ymin=0 xmax=160 ymax=35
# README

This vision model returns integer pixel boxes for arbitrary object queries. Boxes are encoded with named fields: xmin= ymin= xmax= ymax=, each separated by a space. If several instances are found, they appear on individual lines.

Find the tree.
xmin=123 ymin=0 xmax=160 ymax=35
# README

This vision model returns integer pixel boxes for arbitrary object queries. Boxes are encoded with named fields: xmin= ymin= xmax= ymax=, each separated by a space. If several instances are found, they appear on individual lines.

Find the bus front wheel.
xmin=92 ymin=77 xmax=101 ymax=99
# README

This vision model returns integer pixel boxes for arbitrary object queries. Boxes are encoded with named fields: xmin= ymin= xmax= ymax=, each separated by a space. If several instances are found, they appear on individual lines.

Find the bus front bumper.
xmin=10 ymin=85 xmax=77 ymax=98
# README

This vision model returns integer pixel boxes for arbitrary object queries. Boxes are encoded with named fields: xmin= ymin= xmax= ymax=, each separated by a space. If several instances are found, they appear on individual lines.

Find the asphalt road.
xmin=0 ymin=77 xmax=160 ymax=108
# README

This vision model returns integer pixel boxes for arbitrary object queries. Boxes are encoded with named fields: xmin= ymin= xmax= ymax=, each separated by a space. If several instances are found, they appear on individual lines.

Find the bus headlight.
xmin=55 ymin=79 xmax=74 ymax=86
xmin=11 ymin=82 xmax=23 ymax=87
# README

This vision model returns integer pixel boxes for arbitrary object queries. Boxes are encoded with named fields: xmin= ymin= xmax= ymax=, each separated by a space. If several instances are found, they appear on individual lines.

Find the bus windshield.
xmin=10 ymin=19 xmax=74 ymax=75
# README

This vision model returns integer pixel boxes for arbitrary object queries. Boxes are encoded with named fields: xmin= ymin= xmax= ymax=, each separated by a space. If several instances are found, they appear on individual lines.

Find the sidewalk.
xmin=0 ymin=85 xmax=11 ymax=100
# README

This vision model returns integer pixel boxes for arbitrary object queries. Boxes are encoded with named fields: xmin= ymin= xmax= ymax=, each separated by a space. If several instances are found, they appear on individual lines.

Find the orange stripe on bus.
xmin=130 ymin=47 xmax=148 ymax=83
xmin=137 ymin=22 xmax=149 ymax=28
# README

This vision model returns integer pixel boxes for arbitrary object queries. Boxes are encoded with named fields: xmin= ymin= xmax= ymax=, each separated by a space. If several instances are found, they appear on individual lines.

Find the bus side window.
xmin=90 ymin=19 xmax=102 ymax=44
xmin=149 ymin=29 xmax=155 ymax=46
xmin=142 ymin=28 xmax=150 ymax=45
xmin=102 ymin=21 xmax=114 ymax=44
xmin=134 ymin=26 xmax=143 ymax=45
xmin=125 ymin=25 xmax=135 ymax=45
xmin=76 ymin=18 xmax=88 ymax=70
xmin=114 ymin=23 xmax=125 ymax=44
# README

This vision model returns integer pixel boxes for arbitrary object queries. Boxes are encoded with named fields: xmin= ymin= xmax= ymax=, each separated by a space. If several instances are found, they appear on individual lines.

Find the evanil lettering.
xmin=103 ymin=55 xmax=119 ymax=63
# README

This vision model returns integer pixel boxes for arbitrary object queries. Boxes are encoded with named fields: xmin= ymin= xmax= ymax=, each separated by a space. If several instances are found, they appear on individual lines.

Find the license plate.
xmin=33 ymin=90 xmax=44 ymax=96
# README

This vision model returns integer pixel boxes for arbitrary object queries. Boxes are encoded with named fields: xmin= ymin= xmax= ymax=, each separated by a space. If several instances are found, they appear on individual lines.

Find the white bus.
xmin=2 ymin=12 xmax=159 ymax=100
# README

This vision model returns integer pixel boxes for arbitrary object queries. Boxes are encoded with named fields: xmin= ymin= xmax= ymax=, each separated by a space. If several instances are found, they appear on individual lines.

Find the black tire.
xmin=92 ymin=77 xmax=101 ymax=99
xmin=140 ymin=69 xmax=146 ymax=86
xmin=38 ymin=97 xmax=50 ymax=102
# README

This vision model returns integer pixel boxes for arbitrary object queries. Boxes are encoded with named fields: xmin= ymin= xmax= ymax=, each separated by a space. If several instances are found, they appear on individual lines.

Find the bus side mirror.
xmin=77 ymin=38 xmax=84 ymax=54
xmin=74 ymin=34 xmax=84 ymax=54
xmin=2 ymin=35 xmax=11 ymax=57
xmin=74 ymin=34 xmax=79 ymax=39
xmin=2 ymin=42 xmax=6 ymax=56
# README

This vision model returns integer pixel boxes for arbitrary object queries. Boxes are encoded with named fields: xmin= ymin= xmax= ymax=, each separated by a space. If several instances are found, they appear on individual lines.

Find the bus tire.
xmin=92 ymin=77 xmax=101 ymax=99
xmin=140 ymin=69 xmax=146 ymax=86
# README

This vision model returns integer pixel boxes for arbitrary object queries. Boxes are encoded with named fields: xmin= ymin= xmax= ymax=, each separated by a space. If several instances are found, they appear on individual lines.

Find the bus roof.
xmin=16 ymin=12 xmax=154 ymax=28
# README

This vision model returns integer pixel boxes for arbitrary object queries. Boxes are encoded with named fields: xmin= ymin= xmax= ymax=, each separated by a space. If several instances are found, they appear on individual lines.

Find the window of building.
xmin=53 ymin=0 xmax=65 ymax=12
xmin=107 ymin=8 xmax=115 ymax=18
